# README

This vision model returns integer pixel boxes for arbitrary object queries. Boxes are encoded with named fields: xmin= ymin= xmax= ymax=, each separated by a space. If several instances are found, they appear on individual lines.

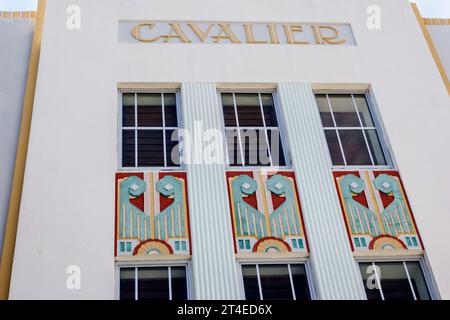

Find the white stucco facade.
xmin=3 ymin=0 xmax=450 ymax=300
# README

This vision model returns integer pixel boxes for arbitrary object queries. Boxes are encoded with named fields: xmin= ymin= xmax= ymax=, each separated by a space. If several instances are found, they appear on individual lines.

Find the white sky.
xmin=0 ymin=0 xmax=449 ymax=17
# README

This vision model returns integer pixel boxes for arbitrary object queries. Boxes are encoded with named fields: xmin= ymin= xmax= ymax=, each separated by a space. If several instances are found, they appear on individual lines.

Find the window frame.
xmin=355 ymin=257 xmax=437 ymax=300
xmin=118 ymin=89 xmax=184 ymax=171
xmin=237 ymin=259 xmax=316 ymax=300
xmin=218 ymin=89 xmax=291 ymax=170
xmin=115 ymin=260 xmax=193 ymax=300
xmin=315 ymin=91 xmax=393 ymax=170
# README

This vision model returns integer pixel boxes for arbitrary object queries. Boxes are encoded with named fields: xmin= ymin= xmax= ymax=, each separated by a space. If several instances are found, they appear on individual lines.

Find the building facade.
xmin=1 ymin=0 xmax=450 ymax=300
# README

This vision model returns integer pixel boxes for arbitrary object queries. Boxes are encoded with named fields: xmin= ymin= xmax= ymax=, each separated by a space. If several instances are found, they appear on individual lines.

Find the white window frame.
xmin=355 ymin=257 xmax=438 ymax=300
xmin=118 ymin=89 xmax=183 ymax=171
xmin=316 ymin=92 xmax=393 ymax=170
xmin=219 ymin=90 xmax=291 ymax=170
xmin=237 ymin=259 xmax=316 ymax=300
xmin=115 ymin=260 xmax=193 ymax=300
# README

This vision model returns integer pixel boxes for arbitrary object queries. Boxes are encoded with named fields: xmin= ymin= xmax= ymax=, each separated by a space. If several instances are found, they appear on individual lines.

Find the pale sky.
xmin=0 ymin=0 xmax=449 ymax=18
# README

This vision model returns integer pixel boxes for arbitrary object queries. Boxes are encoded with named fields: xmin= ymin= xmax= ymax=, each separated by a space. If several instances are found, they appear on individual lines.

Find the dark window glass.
xmin=267 ymin=129 xmax=286 ymax=167
xmin=259 ymin=265 xmax=293 ymax=300
xmin=316 ymin=94 xmax=334 ymax=127
xmin=261 ymin=93 xmax=278 ymax=127
xmin=354 ymin=94 xmax=375 ymax=127
xmin=222 ymin=93 xmax=237 ymax=127
xmin=166 ymin=129 xmax=179 ymax=167
xmin=339 ymin=130 xmax=372 ymax=165
xmin=359 ymin=263 xmax=383 ymax=300
xmin=378 ymin=263 xmax=414 ymax=300
xmin=138 ymin=267 xmax=169 ymax=300
xmin=120 ymin=268 xmax=135 ymax=300
xmin=235 ymin=93 xmax=264 ymax=127
xmin=324 ymin=130 xmax=345 ymax=165
xmin=406 ymin=262 xmax=431 ymax=300
xmin=290 ymin=264 xmax=311 ymax=300
xmin=137 ymin=93 xmax=163 ymax=127
xmin=171 ymin=267 xmax=188 ymax=300
xmin=122 ymin=130 xmax=136 ymax=167
xmin=122 ymin=93 xmax=135 ymax=127
xmin=241 ymin=129 xmax=271 ymax=166
xmin=164 ymin=93 xmax=178 ymax=127
xmin=226 ymin=129 xmax=242 ymax=166
xmin=137 ymin=130 xmax=165 ymax=167
xmin=242 ymin=265 xmax=261 ymax=300
xmin=329 ymin=94 xmax=360 ymax=127
xmin=365 ymin=130 xmax=387 ymax=165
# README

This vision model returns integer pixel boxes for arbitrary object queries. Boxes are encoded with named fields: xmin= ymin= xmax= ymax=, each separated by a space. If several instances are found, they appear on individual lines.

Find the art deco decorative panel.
xmin=115 ymin=172 xmax=191 ymax=257
xmin=226 ymin=171 xmax=309 ymax=254
xmin=333 ymin=170 xmax=423 ymax=252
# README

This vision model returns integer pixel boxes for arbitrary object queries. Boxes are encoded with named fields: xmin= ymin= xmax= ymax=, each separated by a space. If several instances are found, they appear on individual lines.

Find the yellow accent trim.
xmin=115 ymin=255 xmax=191 ymax=262
xmin=423 ymin=18 xmax=450 ymax=26
xmin=236 ymin=252 xmax=309 ymax=260
xmin=0 ymin=0 xmax=46 ymax=300
xmin=411 ymin=3 xmax=450 ymax=95
xmin=353 ymin=249 xmax=423 ymax=259
xmin=258 ymin=172 xmax=271 ymax=236
xmin=0 ymin=11 xmax=36 ymax=18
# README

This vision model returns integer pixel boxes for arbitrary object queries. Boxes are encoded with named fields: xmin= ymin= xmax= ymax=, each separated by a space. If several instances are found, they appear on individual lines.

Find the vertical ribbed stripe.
xmin=278 ymin=83 xmax=366 ymax=300
xmin=181 ymin=83 xmax=241 ymax=300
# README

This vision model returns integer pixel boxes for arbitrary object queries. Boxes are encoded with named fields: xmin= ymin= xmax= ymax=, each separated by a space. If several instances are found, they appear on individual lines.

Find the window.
xmin=221 ymin=92 xmax=287 ymax=167
xmin=121 ymin=92 xmax=180 ymax=168
xmin=119 ymin=265 xmax=189 ymax=300
xmin=241 ymin=263 xmax=311 ymax=300
xmin=316 ymin=93 xmax=387 ymax=167
xmin=359 ymin=261 xmax=431 ymax=300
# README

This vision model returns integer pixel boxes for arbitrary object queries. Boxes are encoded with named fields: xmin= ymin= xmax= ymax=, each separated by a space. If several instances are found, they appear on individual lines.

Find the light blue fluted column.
xmin=181 ymin=83 xmax=241 ymax=300
xmin=278 ymin=83 xmax=366 ymax=300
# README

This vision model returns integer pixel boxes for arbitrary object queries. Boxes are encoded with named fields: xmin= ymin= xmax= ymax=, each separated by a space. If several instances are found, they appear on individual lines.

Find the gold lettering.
xmin=243 ymin=24 xmax=268 ymax=44
xmin=188 ymin=23 xmax=215 ymax=42
xmin=131 ymin=24 xmax=160 ymax=43
xmin=267 ymin=24 xmax=280 ymax=44
xmin=313 ymin=25 xmax=346 ymax=45
xmin=283 ymin=25 xmax=309 ymax=44
xmin=161 ymin=23 xmax=191 ymax=43
xmin=212 ymin=24 xmax=241 ymax=43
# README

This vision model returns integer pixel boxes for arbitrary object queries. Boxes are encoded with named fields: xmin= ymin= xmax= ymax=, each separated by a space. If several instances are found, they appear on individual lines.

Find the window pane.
xmin=122 ymin=130 xmax=136 ymax=167
xmin=261 ymin=93 xmax=279 ymax=127
xmin=365 ymin=130 xmax=387 ymax=166
xmin=329 ymin=94 xmax=360 ymax=127
xmin=241 ymin=129 xmax=271 ymax=166
xmin=242 ymin=265 xmax=260 ymax=300
xmin=171 ymin=267 xmax=188 ymax=300
xmin=137 ymin=130 xmax=165 ymax=167
xmin=259 ymin=265 xmax=293 ymax=300
xmin=316 ymin=94 xmax=334 ymax=127
xmin=324 ymin=130 xmax=345 ymax=166
xmin=290 ymin=264 xmax=311 ymax=300
xmin=235 ymin=93 xmax=264 ymax=127
xmin=222 ymin=93 xmax=237 ymax=127
xmin=378 ymin=262 xmax=414 ymax=300
xmin=267 ymin=129 xmax=286 ymax=167
xmin=138 ymin=267 xmax=169 ymax=300
xmin=166 ymin=129 xmax=180 ymax=167
xmin=354 ymin=94 xmax=375 ymax=127
xmin=339 ymin=130 xmax=372 ymax=165
xmin=359 ymin=263 xmax=383 ymax=300
xmin=405 ymin=262 xmax=431 ymax=300
xmin=164 ymin=93 xmax=178 ymax=127
xmin=122 ymin=93 xmax=135 ymax=127
xmin=120 ymin=268 xmax=136 ymax=300
xmin=226 ymin=129 xmax=243 ymax=166
xmin=137 ymin=93 xmax=163 ymax=127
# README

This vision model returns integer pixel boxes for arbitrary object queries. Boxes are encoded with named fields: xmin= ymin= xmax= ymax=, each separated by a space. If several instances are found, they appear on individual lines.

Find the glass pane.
xmin=261 ymin=93 xmax=279 ymax=127
xmin=137 ymin=130 xmax=165 ymax=167
xmin=120 ymin=268 xmax=136 ymax=300
xmin=222 ymin=93 xmax=237 ymax=127
xmin=171 ymin=267 xmax=188 ymax=300
xmin=235 ymin=93 xmax=264 ymax=127
xmin=405 ymin=262 xmax=431 ymax=300
xmin=138 ymin=267 xmax=169 ymax=300
xmin=354 ymin=94 xmax=375 ymax=127
xmin=359 ymin=263 xmax=383 ymax=300
xmin=164 ymin=93 xmax=178 ymax=127
xmin=339 ymin=130 xmax=372 ymax=165
xmin=226 ymin=129 xmax=243 ymax=166
xmin=290 ymin=264 xmax=311 ymax=300
xmin=122 ymin=130 xmax=136 ymax=167
xmin=316 ymin=94 xmax=334 ymax=127
xmin=324 ymin=130 xmax=345 ymax=166
xmin=137 ymin=93 xmax=163 ymax=127
xmin=378 ymin=262 xmax=414 ymax=300
xmin=365 ymin=130 xmax=387 ymax=166
xmin=122 ymin=93 xmax=135 ymax=127
xmin=259 ymin=265 xmax=293 ymax=300
xmin=267 ymin=129 xmax=286 ymax=167
xmin=242 ymin=265 xmax=260 ymax=300
xmin=166 ymin=129 xmax=180 ymax=167
xmin=329 ymin=94 xmax=360 ymax=127
xmin=241 ymin=129 xmax=271 ymax=166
